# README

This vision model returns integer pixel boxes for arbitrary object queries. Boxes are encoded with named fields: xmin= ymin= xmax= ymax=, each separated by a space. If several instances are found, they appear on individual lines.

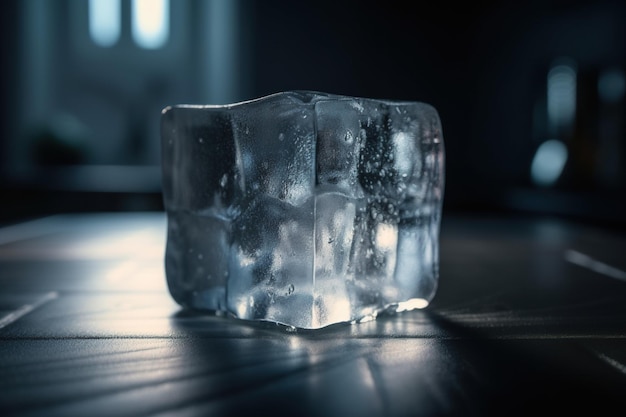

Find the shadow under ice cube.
xmin=161 ymin=91 xmax=444 ymax=329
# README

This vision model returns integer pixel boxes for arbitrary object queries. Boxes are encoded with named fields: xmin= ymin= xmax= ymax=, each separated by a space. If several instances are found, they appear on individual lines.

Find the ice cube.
xmin=161 ymin=91 xmax=445 ymax=329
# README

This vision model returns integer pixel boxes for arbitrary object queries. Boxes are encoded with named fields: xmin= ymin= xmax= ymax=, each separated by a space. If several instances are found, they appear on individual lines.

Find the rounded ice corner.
xmin=160 ymin=105 xmax=178 ymax=129
xmin=161 ymin=90 xmax=445 ymax=330
xmin=415 ymin=101 xmax=442 ymax=118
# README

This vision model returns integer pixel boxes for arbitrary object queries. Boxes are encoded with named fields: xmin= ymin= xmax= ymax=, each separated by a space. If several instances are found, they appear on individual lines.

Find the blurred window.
xmin=88 ymin=0 xmax=121 ymax=47
xmin=89 ymin=0 xmax=170 ymax=49
xmin=132 ymin=0 xmax=169 ymax=49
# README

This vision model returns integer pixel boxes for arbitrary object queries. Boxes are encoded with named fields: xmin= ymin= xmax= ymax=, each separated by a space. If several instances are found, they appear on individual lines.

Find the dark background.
xmin=1 ymin=0 xmax=625 ymax=228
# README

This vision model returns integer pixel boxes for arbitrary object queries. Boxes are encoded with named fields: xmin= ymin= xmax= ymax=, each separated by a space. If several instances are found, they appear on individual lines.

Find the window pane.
xmin=89 ymin=0 xmax=121 ymax=47
xmin=132 ymin=0 xmax=169 ymax=49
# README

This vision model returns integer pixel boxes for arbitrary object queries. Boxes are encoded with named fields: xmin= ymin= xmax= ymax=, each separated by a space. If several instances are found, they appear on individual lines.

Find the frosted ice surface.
xmin=161 ymin=91 xmax=444 ymax=329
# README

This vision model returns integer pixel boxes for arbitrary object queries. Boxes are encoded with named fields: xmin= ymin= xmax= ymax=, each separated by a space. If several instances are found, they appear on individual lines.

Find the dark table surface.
xmin=1 ymin=211 xmax=625 ymax=416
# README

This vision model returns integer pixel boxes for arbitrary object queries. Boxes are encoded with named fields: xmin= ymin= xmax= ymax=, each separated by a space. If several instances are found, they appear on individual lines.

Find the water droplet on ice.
xmin=287 ymin=284 xmax=295 ymax=296
xmin=219 ymin=173 xmax=228 ymax=188
xmin=344 ymin=130 xmax=354 ymax=143
xmin=278 ymin=132 xmax=285 ymax=141
xmin=360 ymin=129 xmax=367 ymax=140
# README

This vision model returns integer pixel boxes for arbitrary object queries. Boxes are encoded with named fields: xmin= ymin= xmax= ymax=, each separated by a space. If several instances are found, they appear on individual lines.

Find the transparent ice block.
xmin=161 ymin=91 xmax=445 ymax=329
